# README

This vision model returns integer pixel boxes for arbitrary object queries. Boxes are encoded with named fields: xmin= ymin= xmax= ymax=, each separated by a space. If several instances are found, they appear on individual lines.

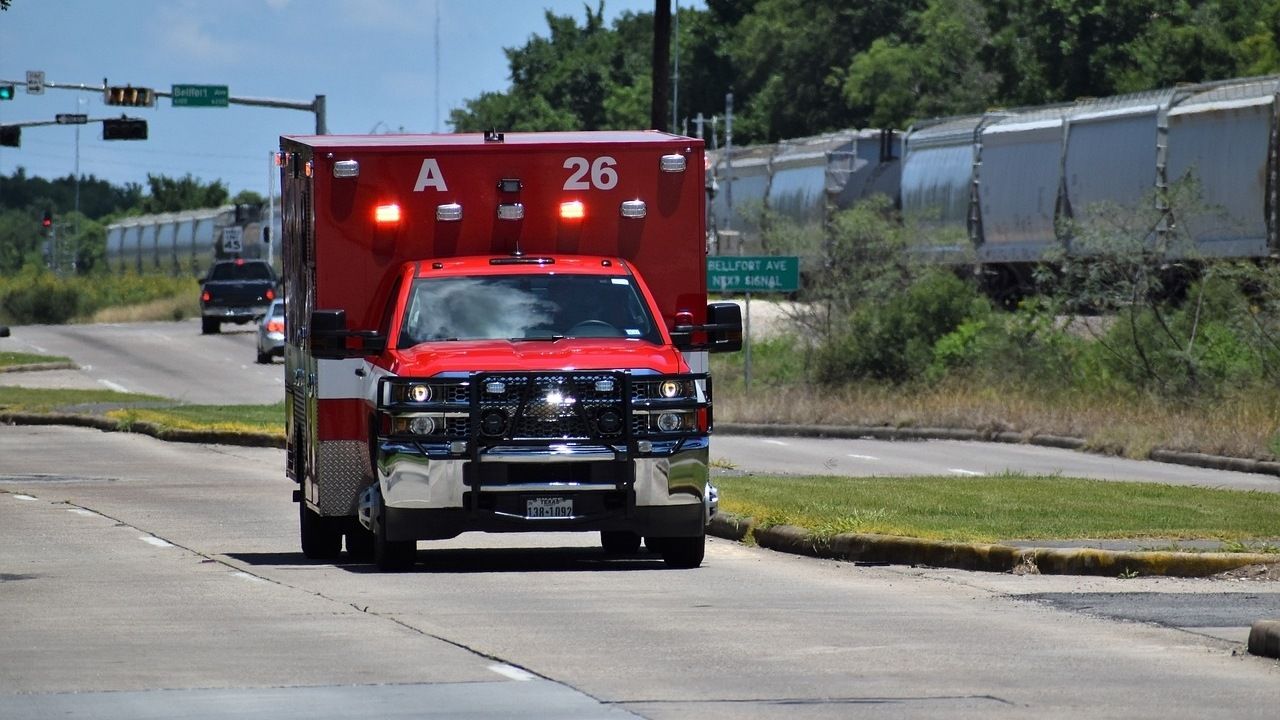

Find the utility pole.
xmin=672 ymin=0 xmax=679 ymax=133
xmin=651 ymin=1 xmax=670 ymax=131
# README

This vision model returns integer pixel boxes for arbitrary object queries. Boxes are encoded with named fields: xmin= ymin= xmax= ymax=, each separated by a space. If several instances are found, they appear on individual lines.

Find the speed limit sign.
xmin=221 ymin=226 xmax=244 ymax=253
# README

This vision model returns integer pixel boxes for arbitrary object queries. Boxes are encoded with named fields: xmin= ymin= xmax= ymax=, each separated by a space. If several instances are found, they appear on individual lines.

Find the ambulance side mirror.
xmin=670 ymin=302 xmax=743 ymax=353
xmin=704 ymin=302 xmax=743 ymax=353
xmin=310 ymin=309 xmax=386 ymax=359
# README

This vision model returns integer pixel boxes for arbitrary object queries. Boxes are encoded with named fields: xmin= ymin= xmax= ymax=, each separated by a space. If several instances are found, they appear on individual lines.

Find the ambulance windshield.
xmin=397 ymin=274 xmax=662 ymax=347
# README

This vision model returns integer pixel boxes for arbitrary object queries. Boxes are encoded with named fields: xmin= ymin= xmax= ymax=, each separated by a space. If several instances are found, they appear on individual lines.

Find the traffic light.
xmin=0 ymin=126 xmax=18 ymax=147
xmin=0 ymin=85 xmax=14 ymax=101
xmin=102 ymin=118 xmax=147 ymax=141
xmin=104 ymin=86 xmax=154 ymax=107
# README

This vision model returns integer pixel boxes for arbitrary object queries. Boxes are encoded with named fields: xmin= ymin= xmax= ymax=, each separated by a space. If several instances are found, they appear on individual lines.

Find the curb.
xmin=716 ymin=423 xmax=1280 ymax=478
xmin=1248 ymin=621 xmax=1280 ymax=659
xmin=707 ymin=512 xmax=1280 ymax=578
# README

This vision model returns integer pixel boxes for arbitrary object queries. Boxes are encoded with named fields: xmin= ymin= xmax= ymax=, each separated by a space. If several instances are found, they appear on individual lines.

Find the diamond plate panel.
xmin=316 ymin=440 xmax=370 ymax=516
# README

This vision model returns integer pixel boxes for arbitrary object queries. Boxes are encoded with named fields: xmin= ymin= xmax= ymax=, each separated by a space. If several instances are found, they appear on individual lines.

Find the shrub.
xmin=816 ymin=269 xmax=987 ymax=384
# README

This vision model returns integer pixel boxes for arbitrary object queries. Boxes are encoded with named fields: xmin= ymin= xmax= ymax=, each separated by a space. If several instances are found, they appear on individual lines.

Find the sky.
xmin=0 ymin=0 xmax=702 ymax=200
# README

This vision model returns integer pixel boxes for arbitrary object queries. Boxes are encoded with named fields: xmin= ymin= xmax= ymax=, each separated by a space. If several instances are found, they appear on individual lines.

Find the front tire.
xmin=373 ymin=499 xmax=416 ymax=572
xmin=659 ymin=531 xmax=705 ymax=569
xmin=299 ymin=502 xmax=341 ymax=560
xmin=601 ymin=530 xmax=642 ymax=555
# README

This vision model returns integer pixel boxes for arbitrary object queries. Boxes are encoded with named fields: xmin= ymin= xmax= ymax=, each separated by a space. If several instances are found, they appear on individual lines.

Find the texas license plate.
xmin=526 ymin=497 xmax=573 ymax=518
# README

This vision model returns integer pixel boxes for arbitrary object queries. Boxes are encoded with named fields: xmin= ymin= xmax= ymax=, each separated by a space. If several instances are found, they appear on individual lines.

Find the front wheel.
xmin=299 ymin=503 xmax=342 ymax=560
xmin=601 ymin=530 xmax=642 ymax=555
xmin=659 ymin=532 xmax=705 ymax=569
xmin=373 ymin=499 xmax=416 ymax=572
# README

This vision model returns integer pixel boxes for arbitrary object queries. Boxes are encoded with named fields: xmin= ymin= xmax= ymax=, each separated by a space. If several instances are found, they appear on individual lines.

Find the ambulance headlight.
xmin=659 ymin=380 xmax=682 ymax=398
xmin=409 ymin=416 xmax=437 ymax=435
xmin=657 ymin=412 xmax=685 ymax=432
xmin=408 ymin=384 xmax=431 ymax=402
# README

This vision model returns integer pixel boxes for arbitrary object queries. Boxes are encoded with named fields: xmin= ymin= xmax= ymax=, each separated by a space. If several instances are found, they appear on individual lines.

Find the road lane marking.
xmin=233 ymin=571 xmax=266 ymax=584
xmin=67 ymin=508 xmax=100 ymax=517
xmin=12 ymin=494 xmax=37 ymax=501
xmin=948 ymin=468 xmax=983 ymax=476
xmin=488 ymin=664 xmax=535 ymax=682
xmin=847 ymin=454 xmax=879 ymax=460
xmin=762 ymin=439 xmax=789 ymax=446
xmin=29 ymin=344 xmax=48 ymax=353
xmin=139 ymin=536 xmax=174 ymax=548
xmin=98 ymin=379 xmax=130 ymax=393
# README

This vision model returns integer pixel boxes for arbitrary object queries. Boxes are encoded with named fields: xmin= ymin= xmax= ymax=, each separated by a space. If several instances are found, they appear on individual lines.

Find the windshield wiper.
xmin=511 ymin=334 xmax=565 ymax=342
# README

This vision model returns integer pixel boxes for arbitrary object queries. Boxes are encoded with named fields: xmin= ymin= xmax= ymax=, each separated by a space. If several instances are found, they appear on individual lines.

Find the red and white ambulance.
xmin=279 ymin=130 xmax=741 ymax=571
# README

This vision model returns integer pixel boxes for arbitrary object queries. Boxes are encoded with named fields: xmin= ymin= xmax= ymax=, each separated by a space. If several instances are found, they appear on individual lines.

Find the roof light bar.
xmin=436 ymin=203 xmax=463 ymax=222
xmin=660 ymin=154 xmax=687 ymax=173
xmin=620 ymin=200 xmax=647 ymax=219
xmin=333 ymin=160 xmax=360 ymax=178
xmin=497 ymin=203 xmax=525 ymax=221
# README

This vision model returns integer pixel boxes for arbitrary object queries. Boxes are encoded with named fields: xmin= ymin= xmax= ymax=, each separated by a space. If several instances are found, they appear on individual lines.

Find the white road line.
xmin=948 ymin=468 xmax=983 ymax=476
xmin=488 ymin=664 xmax=535 ymax=682
xmin=139 ymin=536 xmax=174 ymax=548
xmin=66 ymin=508 xmax=99 ymax=517
xmin=762 ymin=439 xmax=789 ymax=446
xmin=29 ymin=344 xmax=48 ymax=353
xmin=232 ymin=571 xmax=266 ymax=584
xmin=847 ymin=454 xmax=879 ymax=460
xmin=12 ymin=494 xmax=37 ymax=501
xmin=98 ymin=379 xmax=130 ymax=393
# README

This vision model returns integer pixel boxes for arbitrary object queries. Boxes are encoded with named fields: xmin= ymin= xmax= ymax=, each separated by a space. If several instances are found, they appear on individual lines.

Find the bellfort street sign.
xmin=707 ymin=256 xmax=800 ymax=293
xmin=171 ymin=84 xmax=229 ymax=108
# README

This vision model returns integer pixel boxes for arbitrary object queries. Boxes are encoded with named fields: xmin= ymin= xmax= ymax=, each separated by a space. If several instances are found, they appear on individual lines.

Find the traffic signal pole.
xmin=0 ymin=77 xmax=327 ymax=134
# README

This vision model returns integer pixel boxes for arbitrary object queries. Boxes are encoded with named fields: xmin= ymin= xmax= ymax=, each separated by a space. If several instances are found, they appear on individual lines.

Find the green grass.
xmin=0 ymin=386 xmax=166 ymax=411
xmin=110 ymin=402 xmax=285 ymax=435
xmin=715 ymin=473 xmax=1280 ymax=543
xmin=0 ymin=351 xmax=72 ymax=369
xmin=0 ymin=386 xmax=283 ymax=436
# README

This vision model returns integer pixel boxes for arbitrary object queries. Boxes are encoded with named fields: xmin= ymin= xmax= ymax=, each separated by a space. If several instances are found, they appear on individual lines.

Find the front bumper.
xmin=374 ymin=438 xmax=713 ymax=541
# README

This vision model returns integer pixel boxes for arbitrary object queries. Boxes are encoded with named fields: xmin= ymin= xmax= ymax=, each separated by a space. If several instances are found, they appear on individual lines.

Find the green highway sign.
xmin=172 ymin=84 xmax=229 ymax=107
xmin=707 ymin=255 xmax=800 ymax=293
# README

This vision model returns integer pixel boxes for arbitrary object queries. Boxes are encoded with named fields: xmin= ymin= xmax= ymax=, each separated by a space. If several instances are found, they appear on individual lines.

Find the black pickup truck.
xmin=199 ymin=259 xmax=278 ymax=334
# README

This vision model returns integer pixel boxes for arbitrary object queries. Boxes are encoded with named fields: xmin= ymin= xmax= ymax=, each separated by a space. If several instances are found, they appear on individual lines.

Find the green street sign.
xmin=707 ymin=255 xmax=800 ymax=293
xmin=171 ymin=84 xmax=229 ymax=107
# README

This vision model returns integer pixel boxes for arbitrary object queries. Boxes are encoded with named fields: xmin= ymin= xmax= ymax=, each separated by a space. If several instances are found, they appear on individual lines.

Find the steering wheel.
xmin=568 ymin=320 xmax=623 ymax=337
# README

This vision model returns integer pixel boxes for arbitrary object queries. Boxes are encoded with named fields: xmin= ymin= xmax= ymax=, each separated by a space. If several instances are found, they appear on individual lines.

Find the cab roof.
xmin=413 ymin=255 xmax=632 ymax=278
xmin=283 ymin=131 xmax=691 ymax=151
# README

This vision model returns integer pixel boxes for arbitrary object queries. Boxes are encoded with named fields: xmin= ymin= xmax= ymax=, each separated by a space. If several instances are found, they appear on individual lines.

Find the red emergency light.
xmin=559 ymin=200 xmax=585 ymax=221
xmin=374 ymin=203 xmax=402 ymax=225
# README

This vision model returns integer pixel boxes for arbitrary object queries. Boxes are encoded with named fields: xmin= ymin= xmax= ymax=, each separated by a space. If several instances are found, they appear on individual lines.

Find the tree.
xmin=139 ymin=174 xmax=228 ymax=214
xmin=844 ymin=0 xmax=998 ymax=129
xmin=450 ymin=4 xmax=654 ymax=132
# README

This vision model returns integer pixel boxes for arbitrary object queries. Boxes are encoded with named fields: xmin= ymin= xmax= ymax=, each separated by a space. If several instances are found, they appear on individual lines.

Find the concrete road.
xmin=0 ymin=319 xmax=281 ymax=405
xmin=712 ymin=434 xmax=1280 ymax=493
xmin=1 ymin=424 xmax=1278 ymax=719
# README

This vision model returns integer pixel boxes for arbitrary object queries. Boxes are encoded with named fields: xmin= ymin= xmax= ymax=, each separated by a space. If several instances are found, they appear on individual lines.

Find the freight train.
xmin=708 ymin=74 xmax=1280 ymax=296
xmin=104 ymin=203 xmax=282 ymax=277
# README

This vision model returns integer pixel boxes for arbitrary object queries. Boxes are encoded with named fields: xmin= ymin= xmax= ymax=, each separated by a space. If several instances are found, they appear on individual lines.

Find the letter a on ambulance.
xmin=414 ymin=159 xmax=448 ymax=192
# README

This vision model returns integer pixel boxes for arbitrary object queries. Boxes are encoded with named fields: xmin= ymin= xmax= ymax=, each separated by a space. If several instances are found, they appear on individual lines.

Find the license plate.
xmin=526 ymin=497 xmax=573 ymax=518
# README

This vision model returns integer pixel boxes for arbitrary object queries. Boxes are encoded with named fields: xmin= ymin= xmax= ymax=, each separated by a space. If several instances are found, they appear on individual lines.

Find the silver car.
xmin=255 ymin=299 xmax=285 ymax=364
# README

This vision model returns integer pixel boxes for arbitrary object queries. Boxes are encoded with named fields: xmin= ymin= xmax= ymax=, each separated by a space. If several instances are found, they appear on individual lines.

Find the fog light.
xmin=657 ymin=412 xmax=683 ymax=432
xmin=596 ymin=408 xmax=623 ymax=435
xmin=481 ymin=410 xmax=507 ymax=437
xmin=408 ymin=384 xmax=431 ymax=402
xmin=409 ymin=416 xmax=436 ymax=435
